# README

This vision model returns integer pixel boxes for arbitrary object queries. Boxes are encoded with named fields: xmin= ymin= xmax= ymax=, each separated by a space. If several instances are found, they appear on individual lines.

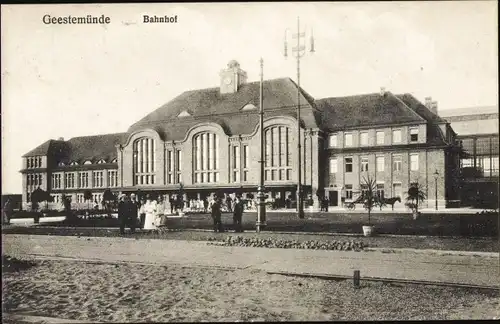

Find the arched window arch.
xmin=265 ymin=126 xmax=292 ymax=181
xmin=133 ymin=137 xmax=156 ymax=185
xmin=193 ymin=132 xmax=219 ymax=183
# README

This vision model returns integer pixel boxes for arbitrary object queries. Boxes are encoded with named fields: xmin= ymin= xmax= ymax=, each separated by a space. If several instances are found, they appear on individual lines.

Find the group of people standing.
xmin=117 ymin=192 xmax=247 ymax=234
xmin=209 ymin=193 xmax=245 ymax=233
xmin=117 ymin=193 xmax=160 ymax=234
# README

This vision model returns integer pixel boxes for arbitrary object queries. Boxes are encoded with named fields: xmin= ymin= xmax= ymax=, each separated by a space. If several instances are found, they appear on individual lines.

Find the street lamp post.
xmin=284 ymin=16 xmax=315 ymax=219
xmin=434 ymin=170 xmax=439 ymax=211
xmin=256 ymin=58 xmax=266 ymax=232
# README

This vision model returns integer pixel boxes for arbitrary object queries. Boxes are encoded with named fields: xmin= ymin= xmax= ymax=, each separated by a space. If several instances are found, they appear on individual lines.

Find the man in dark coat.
xmin=203 ymin=198 xmax=209 ymax=214
xmin=211 ymin=195 xmax=224 ymax=233
xmin=226 ymin=195 xmax=233 ymax=213
xmin=232 ymin=195 xmax=244 ymax=233
xmin=127 ymin=196 xmax=138 ymax=234
xmin=118 ymin=195 xmax=128 ymax=234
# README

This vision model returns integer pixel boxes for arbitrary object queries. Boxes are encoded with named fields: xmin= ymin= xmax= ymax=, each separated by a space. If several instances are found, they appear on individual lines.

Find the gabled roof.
xmin=23 ymin=140 xmax=53 ymax=157
xmin=316 ymin=92 xmax=425 ymax=131
xmin=62 ymin=133 xmax=129 ymax=164
xmin=128 ymin=78 xmax=320 ymax=139
xmin=396 ymin=94 xmax=447 ymax=123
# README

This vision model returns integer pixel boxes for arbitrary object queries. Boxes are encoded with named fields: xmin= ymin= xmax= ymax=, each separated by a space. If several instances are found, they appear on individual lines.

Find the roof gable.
xmin=396 ymin=94 xmax=447 ymax=123
xmin=128 ymin=78 xmax=318 ymax=134
xmin=59 ymin=133 xmax=129 ymax=164
xmin=317 ymin=92 xmax=425 ymax=131
xmin=23 ymin=140 xmax=53 ymax=157
xmin=177 ymin=110 xmax=192 ymax=117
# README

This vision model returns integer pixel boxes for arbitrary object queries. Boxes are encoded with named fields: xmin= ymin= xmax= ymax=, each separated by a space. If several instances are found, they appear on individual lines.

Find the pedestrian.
xmin=143 ymin=194 xmax=158 ymax=230
xmin=233 ymin=195 xmax=244 ymax=233
xmin=125 ymin=195 xmax=137 ymax=234
xmin=203 ymin=197 xmax=209 ymax=213
xmin=211 ymin=194 xmax=224 ymax=233
xmin=324 ymin=197 xmax=329 ymax=212
xmin=130 ymin=193 xmax=141 ymax=227
xmin=169 ymin=195 xmax=175 ymax=214
xmin=3 ymin=198 xmax=13 ymax=225
xmin=139 ymin=197 xmax=146 ymax=229
xmin=226 ymin=195 xmax=233 ymax=213
xmin=118 ymin=194 xmax=128 ymax=234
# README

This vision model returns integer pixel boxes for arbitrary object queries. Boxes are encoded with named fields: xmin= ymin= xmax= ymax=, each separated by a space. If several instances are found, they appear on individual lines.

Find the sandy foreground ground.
xmin=2 ymin=257 xmax=500 ymax=322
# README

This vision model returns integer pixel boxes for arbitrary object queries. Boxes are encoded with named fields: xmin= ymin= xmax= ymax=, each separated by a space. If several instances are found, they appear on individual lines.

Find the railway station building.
xmin=21 ymin=60 xmax=462 ymax=209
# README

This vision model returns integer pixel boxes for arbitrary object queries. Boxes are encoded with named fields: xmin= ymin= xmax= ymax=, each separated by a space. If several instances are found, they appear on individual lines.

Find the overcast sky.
xmin=1 ymin=1 xmax=498 ymax=194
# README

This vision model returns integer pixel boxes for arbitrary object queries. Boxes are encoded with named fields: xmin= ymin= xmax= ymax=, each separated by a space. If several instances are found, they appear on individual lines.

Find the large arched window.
xmin=193 ymin=132 xmax=219 ymax=183
xmin=133 ymin=137 xmax=156 ymax=185
xmin=265 ymin=126 xmax=292 ymax=181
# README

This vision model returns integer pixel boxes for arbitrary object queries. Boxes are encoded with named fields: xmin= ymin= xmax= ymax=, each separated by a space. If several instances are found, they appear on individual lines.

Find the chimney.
xmin=430 ymin=101 xmax=438 ymax=115
xmin=57 ymin=137 xmax=64 ymax=141
xmin=424 ymin=96 xmax=432 ymax=109
xmin=380 ymin=87 xmax=386 ymax=96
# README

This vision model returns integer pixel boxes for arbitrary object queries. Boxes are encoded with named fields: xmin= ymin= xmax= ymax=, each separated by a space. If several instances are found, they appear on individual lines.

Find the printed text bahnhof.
xmin=43 ymin=15 xmax=111 ymax=24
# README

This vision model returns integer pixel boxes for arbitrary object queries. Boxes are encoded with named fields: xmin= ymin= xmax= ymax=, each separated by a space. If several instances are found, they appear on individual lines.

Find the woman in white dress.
xmin=143 ymin=194 xmax=158 ymax=230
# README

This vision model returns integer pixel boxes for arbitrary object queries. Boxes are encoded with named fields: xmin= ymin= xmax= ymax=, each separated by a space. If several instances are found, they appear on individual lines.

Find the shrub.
xmin=206 ymin=236 xmax=366 ymax=251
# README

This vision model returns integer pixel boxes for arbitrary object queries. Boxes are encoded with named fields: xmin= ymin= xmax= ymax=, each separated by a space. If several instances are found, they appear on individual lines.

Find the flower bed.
xmin=207 ymin=235 xmax=365 ymax=251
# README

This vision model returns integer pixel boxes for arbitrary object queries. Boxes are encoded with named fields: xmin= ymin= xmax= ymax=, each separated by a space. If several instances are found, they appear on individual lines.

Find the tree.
xmin=406 ymin=181 xmax=426 ymax=218
xmin=359 ymin=176 xmax=379 ymax=226
xmin=30 ymin=187 xmax=51 ymax=211
xmin=102 ymin=189 xmax=116 ymax=217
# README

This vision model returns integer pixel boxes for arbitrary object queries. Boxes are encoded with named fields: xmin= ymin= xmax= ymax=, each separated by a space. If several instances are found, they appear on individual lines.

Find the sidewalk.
xmin=3 ymin=234 xmax=499 ymax=289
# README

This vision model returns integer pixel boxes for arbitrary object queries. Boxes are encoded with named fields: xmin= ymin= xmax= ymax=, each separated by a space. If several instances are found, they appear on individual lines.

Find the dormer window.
xmin=97 ymin=159 xmax=106 ymax=164
xmin=410 ymin=128 xmax=419 ymax=142
xmin=58 ymin=162 xmax=66 ymax=167
xmin=178 ymin=110 xmax=192 ymax=117
xmin=241 ymin=103 xmax=257 ymax=111
xmin=84 ymin=160 xmax=92 ymax=165
xmin=70 ymin=161 xmax=79 ymax=166
xmin=111 ymin=158 xmax=117 ymax=163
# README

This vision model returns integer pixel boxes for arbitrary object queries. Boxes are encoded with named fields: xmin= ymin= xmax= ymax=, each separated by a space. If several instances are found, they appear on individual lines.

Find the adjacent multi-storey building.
xmin=21 ymin=61 xmax=461 ymax=209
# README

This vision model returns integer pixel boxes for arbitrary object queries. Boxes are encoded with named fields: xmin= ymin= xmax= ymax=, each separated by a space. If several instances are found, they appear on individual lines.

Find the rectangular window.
xmin=360 ymin=132 xmax=368 ymax=146
xmin=361 ymin=157 xmax=369 ymax=172
xmin=329 ymin=158 xmax=338 ymax=174
xmin=345 ymin=157 xmax=353 ymax=173
xmin=376 ymin=183 xmax=385 ymax=199
xmin=167 ymin=151 xmax=173 ymax=172
xmin=167 ymin=150 xmax=173 ymax=184
xmin=376 ymin=131 xmax=385 ymax=145
xmin=176 ymin=150 xmax=182 ymax=172
xmin=393 ymin=155 xmax=402 ymax=172
xmin=92 ymin=171 xmax=104 ymax=188
xmin=243 ymin=171 xmax=248 ymax=182
xmin=345 ymin=184 xmax=353 ymax=200
xmin=461 ymin=158 xmax=473 ymax=168
xmin=410 ymin=128 xmax=419 ymax=142
xmin=376 ymin=156 xmax=385 ymax=172
xmin=286 ymin=169 xmax=292 ymax=181
xmin=344 ymin=133 xmax=353 ymax=147
xmin=233 ymin=146 xmax=240 ymax=169
xmin=410 ymin=153 xmax=419 ymax=171
xmin=329 ymin=134 xmax=337 ymax=147
xmin=392 ymin=130 xmax=402 ymax=144
xmin=243 ymin=145 xmax=249 ymax=169
xmin=492 ymin=157 xmax=499 ymax=175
